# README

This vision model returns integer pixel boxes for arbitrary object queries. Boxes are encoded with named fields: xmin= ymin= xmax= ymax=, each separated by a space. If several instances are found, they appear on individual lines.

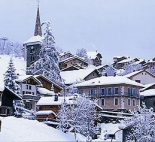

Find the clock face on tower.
xmin=30 ymin=46 xmax=35 ymax=54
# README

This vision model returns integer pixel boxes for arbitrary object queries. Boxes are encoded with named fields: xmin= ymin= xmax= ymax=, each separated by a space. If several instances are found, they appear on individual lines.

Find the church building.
xmin=23 ymin=6 xmax=43 ymax=69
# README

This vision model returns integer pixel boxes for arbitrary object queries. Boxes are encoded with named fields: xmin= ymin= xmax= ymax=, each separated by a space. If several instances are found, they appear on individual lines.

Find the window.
xmin=128 ymin=98 xmax=131 ymax=106
xmin=128 ymin=88 xmax=131 ymax=96
xmin=79 ymin=89 xmax=83 ymax=95
xmin=26 ymin=85 xmax=28 ymax=89
xmin=114 ymin=98 xmax=119 ymax=105
xmin=101 ymin=99 xmax=105 ymax=106
xmin=135 ymin=80 xmax=141 ymax=83
xmin=133 ymin=99 xmax=136 ymax=106
xmin=114 ymin=88 xmax=118 ymax=95
xmin=101 ymin=88 xmax=105 ymax=95
xmin=23 ymin=91 xmax=25 ymax=94
xmin=90 ymin=89 xmax=97 ymax=95
xmin=31 ymin=56 xmax=35 ymax=61
xmin=108 ymin=88 xmax=112 ymax=95
xmin=29 ymin=86 xmax=32 ymax=90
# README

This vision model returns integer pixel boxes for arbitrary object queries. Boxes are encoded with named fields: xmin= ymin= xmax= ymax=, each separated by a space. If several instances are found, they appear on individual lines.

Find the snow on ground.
xmin=0 ymin=116 xmax=86 ymax=142
xmin=0 ymin=55 xmax=26 ymax=91
xmin=95 ymin=123 xmax=122 ymax=141
xmin=0 ymin=116 xmax=122 ymax=142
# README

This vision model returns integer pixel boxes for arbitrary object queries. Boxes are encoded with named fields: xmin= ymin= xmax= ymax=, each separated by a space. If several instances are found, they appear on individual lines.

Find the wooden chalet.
xmin=59 ymin=52 xmax=74 ymax=61
xmin=87 ymin=51 xmax=102 ymax=66
xmin=35 ymin=75 xmax=63 ymax=93
xmin=36 ymin=95 xmax=74 ymax=121
xmin=59 ymin=55 xmax=88 ymax=71
xmin=0 ymin=87 xmax=22 ymax=116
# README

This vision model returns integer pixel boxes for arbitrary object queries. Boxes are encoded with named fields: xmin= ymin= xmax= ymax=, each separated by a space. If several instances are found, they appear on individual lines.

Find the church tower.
xmin=23 ymin=5 xmax=43 ymax=70
xmin=34 ymin=6 xmax=42 ymax=36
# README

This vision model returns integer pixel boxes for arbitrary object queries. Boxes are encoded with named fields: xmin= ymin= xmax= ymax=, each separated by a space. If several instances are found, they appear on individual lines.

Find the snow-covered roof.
xmin=147 ymin=59 xmax=155 ymax=63
xmin=60 ymin=55 xmax=87 ymax=64
xmin=140 ymin=89 xmax=155 ymax=97
xmin=124 ymin=69 xmax=155 ymax=78
xmin=75 ymin=76 xmax=144 ymax=88
xmin=124 ymin=70 xmax=143 ymax=78
xmin=24 ymin=35 xmax=43 ymax=45
xmin=37 ymin=87 xmax=55 ymax=96
xmin=140 ymin=83 xmax=155 ymax=91
xmin=34 ymin=75 xmax=63 ymax=90
xmin=117 ymin=57 xmax=135 ymax=64
xmin=36 ymin=110 xmax=56 ymax=116
xmin=113 ymin=55 xmax=128 ymax=59
xmin=87 ymin=51 xmax=99 ymax=59
xmin=60 ymin=68 xmax=98 ymax=85
xmin=37 ymin=96 xmax=75 ymax=106
xmin=16 ymin=75 xmax=42 ymax=85
xmin=59 ymin=52 xmax=73 ymax=57
xmin=0 ymin=55 xmax=26 ymax=91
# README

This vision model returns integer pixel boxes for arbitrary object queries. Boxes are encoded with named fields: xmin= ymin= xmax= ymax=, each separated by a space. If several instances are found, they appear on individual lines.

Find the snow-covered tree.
xmin=27 ymin=21 xmax=64 ymax=87
xmin=122 ymin=61 xmax=142 ymax=75
xmin=57 ymin=96 xmax=100 ymax=139
xmin=147 ymin=65 xmax=155 ymax=75
xmin=102 ymin=65 xmax=116 ymax=76
xmin=76 ymin=48 xmax=90 ymax=63
xmin=0 ymin=38 xmax=23 ymax=57
xmin=57 ymin=100 xmax=72 ymax=133
xmin=13 ymin=100 xmax=25 ymax=117
xmin=120 ymin=103 xmax=155 ymax=142
xmin=4 ymin=58 xmax=21 ymax=97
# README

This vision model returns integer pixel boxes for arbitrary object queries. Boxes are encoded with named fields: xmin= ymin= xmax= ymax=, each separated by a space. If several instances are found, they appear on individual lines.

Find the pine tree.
xmin=27 ymin=21 xmax=64 ymax=87
xmin=4 ymin=58 xmax=21 ymax=97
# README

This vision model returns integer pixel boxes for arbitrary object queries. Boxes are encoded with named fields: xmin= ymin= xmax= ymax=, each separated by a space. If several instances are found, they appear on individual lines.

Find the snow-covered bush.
xmin=120 ymin=103 xmax=155 ymax=142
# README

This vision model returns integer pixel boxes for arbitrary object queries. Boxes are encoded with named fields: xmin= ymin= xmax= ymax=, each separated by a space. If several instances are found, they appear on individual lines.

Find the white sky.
xmin=0 ymin=0 xmax=155 ymax=63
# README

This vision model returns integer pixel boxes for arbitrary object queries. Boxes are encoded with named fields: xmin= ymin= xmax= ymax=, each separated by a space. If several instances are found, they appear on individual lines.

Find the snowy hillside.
xmin=0 ymin=116 xmax=122 ymax=142
xmin=0 ymin=55 xmax=26 ymax=91
xmin=0 ymin=116 xmax=86 ymax=141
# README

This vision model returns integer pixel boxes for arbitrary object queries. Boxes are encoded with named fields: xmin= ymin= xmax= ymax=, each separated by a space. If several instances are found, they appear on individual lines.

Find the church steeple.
xmin=34 ymin=5 xmax=42 ymax=36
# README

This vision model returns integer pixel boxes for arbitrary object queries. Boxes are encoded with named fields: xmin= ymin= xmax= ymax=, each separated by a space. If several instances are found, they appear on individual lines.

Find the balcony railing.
xmin=88 ymin=92 xmax=140 ymax=98
xmin=23 ymin=94 xmax=41 ymax=101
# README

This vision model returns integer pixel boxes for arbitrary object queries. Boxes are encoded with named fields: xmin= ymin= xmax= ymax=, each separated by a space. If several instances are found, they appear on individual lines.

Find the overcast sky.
xmin=0 ymin=0 xmax=155 ymax=63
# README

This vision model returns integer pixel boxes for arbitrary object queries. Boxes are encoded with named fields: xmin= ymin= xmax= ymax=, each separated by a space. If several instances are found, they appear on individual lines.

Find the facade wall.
xmin=37 ymin=76 xmax=61 ymax=93
xmin=26 ymin=44 xmax=41 ymax=68
xmin=21 ymin=84 xmax=37 ymax=95
xmin=77 ymin=84 xmax=141 ymax=111
xmin=85 ymin=71 xmax=100 ymax=81
xmin=131 ymin=71 xmax=155 ymax=84
xmin=39 ymin=105 xmax=60 ymax=114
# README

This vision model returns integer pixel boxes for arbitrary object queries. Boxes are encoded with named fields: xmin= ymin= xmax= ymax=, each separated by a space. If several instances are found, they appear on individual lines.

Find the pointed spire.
xmin=34 ymin=5 xmax=42 ymax=36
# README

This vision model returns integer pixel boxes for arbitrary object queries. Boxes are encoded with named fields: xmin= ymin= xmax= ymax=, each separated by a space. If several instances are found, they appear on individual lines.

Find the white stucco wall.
xmin=21 ymin=84 xmax=37 ymax=95
xmin=131 ymin=71 xmax=155 ymax=84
